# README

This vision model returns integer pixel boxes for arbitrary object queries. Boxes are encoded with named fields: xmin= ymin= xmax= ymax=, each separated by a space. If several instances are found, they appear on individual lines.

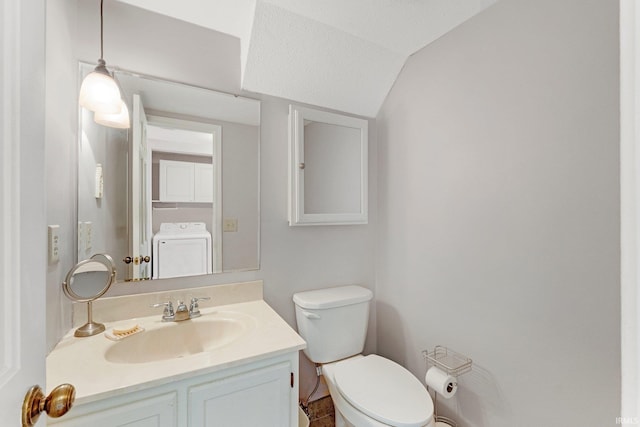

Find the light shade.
xmin=94 ymin=99 xmax=130 ymax=129
xmin=79 ymin=60 xmax=123 ymax=114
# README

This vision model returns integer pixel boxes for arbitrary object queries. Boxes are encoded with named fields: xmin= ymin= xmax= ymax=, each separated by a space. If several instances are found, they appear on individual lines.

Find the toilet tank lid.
xmin=293 ymin=285 xmax=373 ymax=309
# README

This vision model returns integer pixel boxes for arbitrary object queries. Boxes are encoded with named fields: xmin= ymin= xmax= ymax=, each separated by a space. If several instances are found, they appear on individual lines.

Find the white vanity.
xmin=47 ymin=281 xmax=306 ymax=427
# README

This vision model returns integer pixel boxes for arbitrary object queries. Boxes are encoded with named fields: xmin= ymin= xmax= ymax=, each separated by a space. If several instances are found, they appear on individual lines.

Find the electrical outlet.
xmin=48 ymin=225 xmax=60 ymax=263
xmin=223 ymin=218 xmax=238 ymax=232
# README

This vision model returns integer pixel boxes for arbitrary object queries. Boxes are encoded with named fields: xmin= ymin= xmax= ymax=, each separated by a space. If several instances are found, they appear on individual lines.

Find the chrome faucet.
xmin=189 ymin=296 xmax=211 ymax=318
xmin=151 ymin=297 xmax=211 ymax=322
xmin=150 ymin=301 xmax=175 ymax=322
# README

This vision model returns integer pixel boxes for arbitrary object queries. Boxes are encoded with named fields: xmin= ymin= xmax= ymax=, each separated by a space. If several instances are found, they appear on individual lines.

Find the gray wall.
xmin=46 ymin=0 xmax=377 ymax=401
xmin=77 ymin=109 xmax=129 ymax=265
xmin=376 ymin=0 xmax=620 ymax=425
xmin=45 ymin=0 xmax=77 ymax=353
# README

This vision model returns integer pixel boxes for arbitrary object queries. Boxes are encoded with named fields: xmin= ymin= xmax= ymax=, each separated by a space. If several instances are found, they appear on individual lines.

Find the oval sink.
xmin=105 ymin=312 xmax=255 ymax=364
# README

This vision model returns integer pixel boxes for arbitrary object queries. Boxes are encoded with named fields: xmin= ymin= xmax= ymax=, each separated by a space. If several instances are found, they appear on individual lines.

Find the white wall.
xmin=46 ymin=0 xmax=377 ymax=402
xmin=376 ymin=0 xmax=620 ymax=425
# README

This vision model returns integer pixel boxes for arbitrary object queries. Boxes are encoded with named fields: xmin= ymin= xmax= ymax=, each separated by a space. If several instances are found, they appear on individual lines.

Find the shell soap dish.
xmin=105 ymin=324 xmax=144 ymax=341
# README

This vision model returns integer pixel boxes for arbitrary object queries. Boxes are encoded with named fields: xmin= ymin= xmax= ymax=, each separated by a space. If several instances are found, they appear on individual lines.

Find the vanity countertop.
xmin=47 ymin=299 xmax=306 ymax=405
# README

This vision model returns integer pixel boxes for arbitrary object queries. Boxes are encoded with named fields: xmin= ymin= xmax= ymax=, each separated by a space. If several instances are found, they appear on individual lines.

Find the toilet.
xmin=293 ymin=285 xmax=435 ymax=427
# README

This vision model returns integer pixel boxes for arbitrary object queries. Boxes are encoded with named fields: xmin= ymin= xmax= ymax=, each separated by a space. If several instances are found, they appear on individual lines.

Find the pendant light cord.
xmin=100 ymin=0 xmax=104 ymax=60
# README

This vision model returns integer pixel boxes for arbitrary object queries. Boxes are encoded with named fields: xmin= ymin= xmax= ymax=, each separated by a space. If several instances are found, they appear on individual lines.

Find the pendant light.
xmin=94 ymin=100 xmax=130 ymax=129
xmin=79 ymin=0 xmax=126 ymax=119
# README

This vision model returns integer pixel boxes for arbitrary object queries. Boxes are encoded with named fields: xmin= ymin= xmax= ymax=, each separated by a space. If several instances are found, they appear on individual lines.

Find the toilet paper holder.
xmin=422 ymin=346 xmax=472 ymax=427
xmin=422 ymin=345 xmax=472 ymax=377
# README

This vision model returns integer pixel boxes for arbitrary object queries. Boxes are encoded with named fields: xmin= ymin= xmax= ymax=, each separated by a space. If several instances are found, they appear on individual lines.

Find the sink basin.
xmin=105 ymin=311 xmax=255 ymax=364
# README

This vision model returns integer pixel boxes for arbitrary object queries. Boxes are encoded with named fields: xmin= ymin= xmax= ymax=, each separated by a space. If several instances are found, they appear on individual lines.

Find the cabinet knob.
xmin=123 ymin=256 xmax=133 ymax=264
xmin=299 ymin=162 xmax=305 ymax=170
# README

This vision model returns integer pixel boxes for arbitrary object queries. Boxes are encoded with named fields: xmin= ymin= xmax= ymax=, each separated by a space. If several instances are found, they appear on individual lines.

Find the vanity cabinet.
xmin=48 ymin=390 xmax=178 ymax=427
xmin=50 ymin=353 xmax=298 ymax=427
xmin=159 ymin=159 xmax=213 ymax=203
xmin=188 ymin=360 xmax=293 ymax=426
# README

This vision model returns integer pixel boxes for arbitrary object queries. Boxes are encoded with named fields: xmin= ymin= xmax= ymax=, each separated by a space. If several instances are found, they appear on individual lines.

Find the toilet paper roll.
xmin=425 ymin=367 xmax=458 ymax=399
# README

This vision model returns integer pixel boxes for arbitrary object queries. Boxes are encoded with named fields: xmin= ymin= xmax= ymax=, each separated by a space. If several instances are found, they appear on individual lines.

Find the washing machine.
xmin=152 ymin=222 xmax=213 ymax=279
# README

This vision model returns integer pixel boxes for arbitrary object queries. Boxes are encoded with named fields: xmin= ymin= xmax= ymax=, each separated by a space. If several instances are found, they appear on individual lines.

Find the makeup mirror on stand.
xmin=63 ymin=253 xmax=116 ymax=337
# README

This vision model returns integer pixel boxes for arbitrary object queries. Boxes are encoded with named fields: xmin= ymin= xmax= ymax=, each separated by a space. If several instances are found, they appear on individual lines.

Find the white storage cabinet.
xmin=50 ymin=352 xmax=298 ymax=427
xmin=159 ymin=159 xmax=213 ymax=203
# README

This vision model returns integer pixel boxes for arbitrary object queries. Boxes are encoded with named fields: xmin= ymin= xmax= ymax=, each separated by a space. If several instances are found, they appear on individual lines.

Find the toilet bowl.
xmin=323 ymin=355 xmax=434 ymax=427
xmin=293 ymin=285 xmax=435 ymax=427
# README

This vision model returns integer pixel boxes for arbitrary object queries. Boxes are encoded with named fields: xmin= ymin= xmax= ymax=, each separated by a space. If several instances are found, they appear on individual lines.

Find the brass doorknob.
xmin=22 ymin=383 xmax=75 ymax=427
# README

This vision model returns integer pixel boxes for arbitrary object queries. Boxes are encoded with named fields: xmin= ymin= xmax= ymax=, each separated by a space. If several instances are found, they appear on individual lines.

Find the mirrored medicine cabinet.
xmin=77 ymin=63 xmax=260 ymax=282
xmin=288 ymin=105 xmax=368 ymax=226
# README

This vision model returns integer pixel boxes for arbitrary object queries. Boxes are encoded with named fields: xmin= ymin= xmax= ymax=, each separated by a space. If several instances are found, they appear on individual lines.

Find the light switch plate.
xmin=84 ymin=221 xmax=93 ymax=251
xmin=78 ymin=222 xmax=84 ymax=253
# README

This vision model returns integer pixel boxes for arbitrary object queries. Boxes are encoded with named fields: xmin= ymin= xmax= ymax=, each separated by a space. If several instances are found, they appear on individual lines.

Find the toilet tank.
xmin=293 ymin=285 xmax=373 ymax=364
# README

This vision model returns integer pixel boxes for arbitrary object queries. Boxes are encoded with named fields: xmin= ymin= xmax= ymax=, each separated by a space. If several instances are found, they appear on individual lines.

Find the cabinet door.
xmin=188 ymin=362 xmax=292 ymax=427
xmin=288 ymin=104 xmax=368 ymax=226
xmin=50 ymin=392 xmax=178 ymax=427
xmin=194 ymin=163 xmax=214 ymax=202
xmin=159 ymin=160 xmax=194 ymax=202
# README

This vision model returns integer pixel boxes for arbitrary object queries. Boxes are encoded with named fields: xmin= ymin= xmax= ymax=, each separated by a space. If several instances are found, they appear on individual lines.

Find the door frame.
xmin=620 ymin=0 xmax=640 ymax=420
xmin=146 ymin=114 xmax=223 ymax=274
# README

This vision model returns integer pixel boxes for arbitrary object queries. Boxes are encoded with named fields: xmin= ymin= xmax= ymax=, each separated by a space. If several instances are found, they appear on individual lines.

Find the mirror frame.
xmin=62 ymin=253 xmax=116 ymax=302
xmin=288 ymin=104 xmax=368 ymax=226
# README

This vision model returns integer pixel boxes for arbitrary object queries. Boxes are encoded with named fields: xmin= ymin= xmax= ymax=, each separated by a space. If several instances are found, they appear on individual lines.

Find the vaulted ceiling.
xmin=115 ymin=0 xmax=497 ymax=117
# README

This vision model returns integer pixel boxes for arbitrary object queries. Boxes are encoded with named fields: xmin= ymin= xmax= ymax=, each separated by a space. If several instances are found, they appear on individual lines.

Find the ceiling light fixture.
xmin=79 ymin=0 xmax=130 ymax=129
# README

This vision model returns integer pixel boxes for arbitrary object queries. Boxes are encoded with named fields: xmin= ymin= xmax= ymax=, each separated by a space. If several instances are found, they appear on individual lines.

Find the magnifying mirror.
xmin=63 ymin=254 xmax=116 ymax=337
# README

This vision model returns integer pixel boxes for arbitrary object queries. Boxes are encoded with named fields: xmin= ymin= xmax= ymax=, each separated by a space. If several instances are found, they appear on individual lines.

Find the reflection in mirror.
xmin=289 ymin=105 xmax=368 ymax=226
xmin=65 ymin=261 xmax=112 ymax=300
xmin=304 ymin=121 xmax=363 ymax=214
xmin=63 ymin=253 xmax=116 ymax=337
xmin=77 ymin=63 xmax=260 ymax=282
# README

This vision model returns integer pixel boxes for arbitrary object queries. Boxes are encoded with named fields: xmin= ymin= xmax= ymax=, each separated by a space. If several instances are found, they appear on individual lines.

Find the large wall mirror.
xmin=77 ymin=63 xmax=260 ymax=282
xmin=288 ymin=105 xmax=368 ymax=226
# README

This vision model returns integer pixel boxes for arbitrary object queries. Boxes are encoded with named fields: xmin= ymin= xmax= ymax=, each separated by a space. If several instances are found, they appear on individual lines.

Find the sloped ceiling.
xmin=115 ymin=0 xmax=497 ymax=117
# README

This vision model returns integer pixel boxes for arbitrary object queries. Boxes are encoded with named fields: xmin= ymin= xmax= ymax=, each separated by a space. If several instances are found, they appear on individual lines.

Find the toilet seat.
xmin=333 ymin=355 xmax=433 ymax=427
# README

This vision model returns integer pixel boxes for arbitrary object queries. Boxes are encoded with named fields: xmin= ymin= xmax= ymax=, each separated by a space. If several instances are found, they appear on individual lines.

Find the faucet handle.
xmin=189 ymin=297 xmax=211 ymax=318
xmin=150 ymin=301 xmax=174 ymax=321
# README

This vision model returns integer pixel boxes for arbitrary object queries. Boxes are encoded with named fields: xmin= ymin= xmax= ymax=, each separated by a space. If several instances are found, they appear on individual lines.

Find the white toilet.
xmin=293 ymin=285 xmax=435 ymax=427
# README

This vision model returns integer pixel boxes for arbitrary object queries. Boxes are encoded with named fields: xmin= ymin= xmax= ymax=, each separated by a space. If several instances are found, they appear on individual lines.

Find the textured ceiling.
xmin=116 ymin=0 xmax=497 ymax=117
